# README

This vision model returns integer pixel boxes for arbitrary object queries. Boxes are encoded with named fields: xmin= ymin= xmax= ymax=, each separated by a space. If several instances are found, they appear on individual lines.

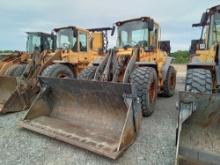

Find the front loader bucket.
xmin=19 ymin=77 xmax=142 ymax=159
xmin=176 ymin=92 xmax=220 ymax=165
xmin=0 ymin=76 xmax=26 ymax=114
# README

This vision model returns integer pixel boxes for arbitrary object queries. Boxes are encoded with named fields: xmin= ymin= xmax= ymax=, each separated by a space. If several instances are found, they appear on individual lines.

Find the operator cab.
xmin=26 ymin=32 xmax=55 ymax=54
xmin=115 ymin=17 xmax=159 ymax=51
xmin=54 ymin=26 xmax=88 ymax=52
xmin=192 ymin=5 xmax=220 ymax=51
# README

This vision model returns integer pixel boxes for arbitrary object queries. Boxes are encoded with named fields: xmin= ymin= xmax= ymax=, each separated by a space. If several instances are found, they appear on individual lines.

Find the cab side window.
xmin=32 ymin=36 xmax=41 ymax=52
xmin=79 ymin=33 xmax=87 ymax=51
xmin=150 ymin=27 xmax=158 ymax=48
xmin=43 ymin=37 xmax=53 ymax=50
xmin=154 ymin=28 xmax=159 ymax=48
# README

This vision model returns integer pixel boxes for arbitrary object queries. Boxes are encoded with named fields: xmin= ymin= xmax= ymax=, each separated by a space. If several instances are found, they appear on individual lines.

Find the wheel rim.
xmin=169 ymin=73 xmax=176 ymax=90
xmin=149 ymin=81 xmax=156 ymax=104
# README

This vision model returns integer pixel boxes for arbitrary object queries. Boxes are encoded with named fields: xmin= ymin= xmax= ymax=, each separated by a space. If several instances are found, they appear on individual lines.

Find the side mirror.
xmin=148 ymin=19 xmax=154 ymax=31
xmin=111 ymin=26 xmax=115 ymax=36
xmin=200 ymin=12 xmax=208 ymax=26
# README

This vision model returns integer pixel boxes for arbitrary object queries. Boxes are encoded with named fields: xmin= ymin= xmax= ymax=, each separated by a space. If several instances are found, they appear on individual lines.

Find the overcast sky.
xmin=0 ymin=0 xmax=219 ymax=52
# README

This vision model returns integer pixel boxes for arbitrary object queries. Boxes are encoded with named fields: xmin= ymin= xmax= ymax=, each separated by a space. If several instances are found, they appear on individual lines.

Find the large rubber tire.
xmin=130 ymin=67 xmax=158 ymax=117
xmin=78 ymin=66 xmax=97 ymax=80
xmin=185 ymin=68 xmax=212 ymax=94
xmin=4 ymin=64 xmax=26 ymax=77
xmin=41 ymin=64 xmax=75 ymax=78
xmin=162 ymin=66 xmax=176 ymax=97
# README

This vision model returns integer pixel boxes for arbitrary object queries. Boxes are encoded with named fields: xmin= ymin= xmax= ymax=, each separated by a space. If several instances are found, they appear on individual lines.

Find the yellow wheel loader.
xmin=0 ymin=26 xmax=111 ymax=114
xmin=40 ymin=26 xmax=112 ymax=78
xmin=0 ymin=32 xmax=55 ymax=76
xmin=176 ymin=5 xmax=220 ymax=165
xmin=79 ymin=17 xmax=176 ymax=116
xmin=0 ymin=32 xmax=56 ymax=114
xmin=19 ymin=17 xmax=175 ymax=159
xmin=0 ymin=51 xmax=29 ymax=76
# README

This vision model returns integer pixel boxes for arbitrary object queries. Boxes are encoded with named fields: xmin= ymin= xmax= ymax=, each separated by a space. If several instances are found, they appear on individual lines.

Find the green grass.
xmin=170 ymin=50 xmax=189 ymax=64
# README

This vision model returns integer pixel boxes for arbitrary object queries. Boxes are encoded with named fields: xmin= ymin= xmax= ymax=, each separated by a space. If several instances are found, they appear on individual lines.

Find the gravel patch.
xmin=0 ymin=77 xmax=185 ymax=165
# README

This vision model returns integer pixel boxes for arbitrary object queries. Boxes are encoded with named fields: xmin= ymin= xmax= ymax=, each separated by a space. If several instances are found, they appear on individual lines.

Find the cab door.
xmin=78 ymin=30 xmax=90 ymax=68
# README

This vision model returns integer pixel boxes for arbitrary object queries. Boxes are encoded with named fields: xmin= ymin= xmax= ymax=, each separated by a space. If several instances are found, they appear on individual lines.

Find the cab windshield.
xmin=56 ymin=28 xmax=77 ymax=51
xmin=26 ymin=34 xmax=42 ymax=53
xmin=26 ymin=34 xmax=54 ymax=53
xmin=117 ymin=21 xmax=149 ymax=48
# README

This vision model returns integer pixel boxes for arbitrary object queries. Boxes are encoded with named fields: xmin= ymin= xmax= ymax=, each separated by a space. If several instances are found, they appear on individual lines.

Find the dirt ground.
xmin=0 ymin=65 xmax=185 ymax=165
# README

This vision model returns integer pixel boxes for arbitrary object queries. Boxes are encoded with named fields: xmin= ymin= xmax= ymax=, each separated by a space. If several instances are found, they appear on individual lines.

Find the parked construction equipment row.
xmin=0 ymin=4 xmax=220 ymax=165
